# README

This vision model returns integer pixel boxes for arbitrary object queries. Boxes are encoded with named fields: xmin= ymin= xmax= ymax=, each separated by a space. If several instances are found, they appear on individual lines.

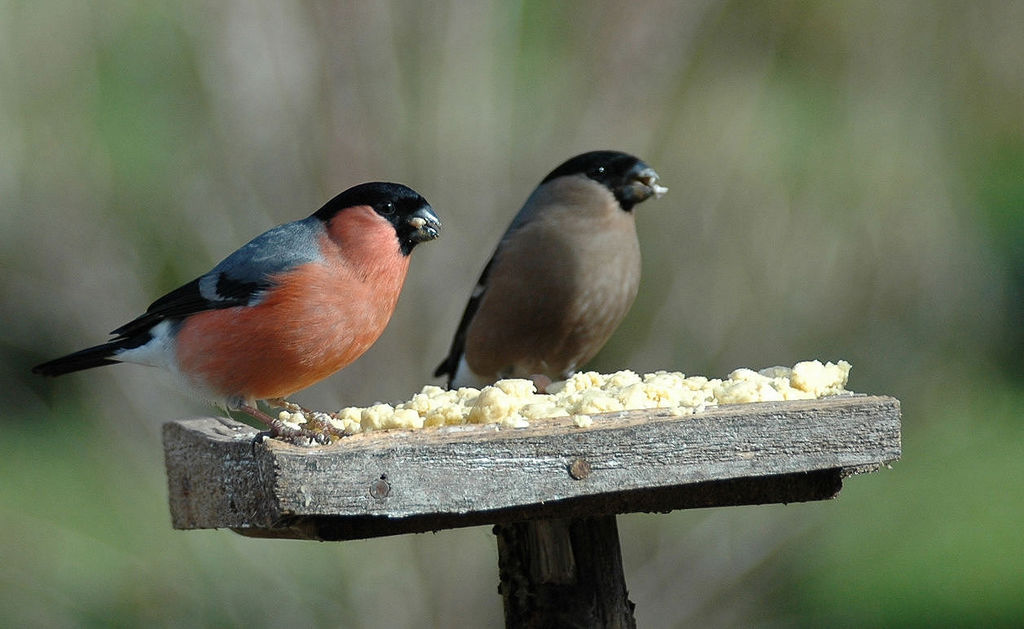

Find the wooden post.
xmin=496 ymin=516 xmax=636 ymax=628
xmin=163 ymin=395 xmax=900 ymax=623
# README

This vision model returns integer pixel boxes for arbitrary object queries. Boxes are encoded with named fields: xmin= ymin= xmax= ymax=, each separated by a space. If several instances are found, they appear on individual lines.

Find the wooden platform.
xmin=163 ymin=395 xmax=901 ymax=541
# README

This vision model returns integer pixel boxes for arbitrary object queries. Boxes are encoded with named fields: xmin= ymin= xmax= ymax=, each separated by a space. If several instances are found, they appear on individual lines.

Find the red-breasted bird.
xmin=34 ymin=182 xmax=441 ymax=440
xmin=434 ymin=150 xmax=666 ymax=389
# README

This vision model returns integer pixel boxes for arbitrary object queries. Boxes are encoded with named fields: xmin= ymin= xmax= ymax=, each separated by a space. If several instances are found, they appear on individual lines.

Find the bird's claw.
xmin=260 ymin=399 xmax=351 ymax=445
xmin=268 ymin=419 xmax=332 ymax=446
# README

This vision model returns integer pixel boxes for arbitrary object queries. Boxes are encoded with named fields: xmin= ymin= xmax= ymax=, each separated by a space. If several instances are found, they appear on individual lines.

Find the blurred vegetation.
xmin=2 ymin=1 xmax=1021 ymax=627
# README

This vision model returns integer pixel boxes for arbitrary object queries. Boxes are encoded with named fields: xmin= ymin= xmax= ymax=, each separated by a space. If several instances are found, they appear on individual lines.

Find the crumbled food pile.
xmin=279 ymin=360 xmax=852 ymax=436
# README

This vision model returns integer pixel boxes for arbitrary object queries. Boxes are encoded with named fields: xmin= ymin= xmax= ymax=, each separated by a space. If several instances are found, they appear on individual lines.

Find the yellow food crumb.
xmin=573 ymin=414 xmax=593 ymax=428
xmin=282 ymin=360 xmax=852 ymax=436
xmin=790 ymin=360 xmax=852 ymax=396
xmin=360 ymin=403 xmax=396 ymax=431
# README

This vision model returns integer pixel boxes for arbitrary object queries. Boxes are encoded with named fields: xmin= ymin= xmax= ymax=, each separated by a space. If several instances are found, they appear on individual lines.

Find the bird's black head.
xmin=541 ymin=150 xmax=667 ymax=211
xmin=314 ymin=182 xmax=441 ymax=255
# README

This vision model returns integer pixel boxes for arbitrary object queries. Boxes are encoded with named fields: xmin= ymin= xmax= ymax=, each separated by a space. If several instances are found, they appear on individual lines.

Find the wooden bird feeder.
xmin=163 ymin=394 xmax=901 ymax=627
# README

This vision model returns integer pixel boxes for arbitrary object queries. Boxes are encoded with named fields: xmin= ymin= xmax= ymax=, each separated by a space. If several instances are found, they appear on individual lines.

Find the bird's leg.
xmin=236 ymin=403 xmax=330 ymax=445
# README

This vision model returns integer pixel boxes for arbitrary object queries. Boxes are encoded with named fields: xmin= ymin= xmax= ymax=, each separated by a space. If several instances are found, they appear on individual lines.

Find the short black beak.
xmin=407 ymin=205 xmax=441 ymax=243
xmin=618 ymin=165 xmax=667 ymax=210
xmin=632 ymin=166 xmax=668 ymax=199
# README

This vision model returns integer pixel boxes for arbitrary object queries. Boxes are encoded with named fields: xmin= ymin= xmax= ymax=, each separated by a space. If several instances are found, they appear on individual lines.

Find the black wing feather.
xmin=433 ymin=257 xmax=495 ymax=383
xmin=111 ymin=275 xmax=272 ymax=337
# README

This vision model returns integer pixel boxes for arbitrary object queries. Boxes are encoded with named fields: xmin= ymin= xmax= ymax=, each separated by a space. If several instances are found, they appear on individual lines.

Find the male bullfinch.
xmin=35 ymin=182 xmax=441 ymax=441
xmin=434 ymin=150 xmax=666 ymax=389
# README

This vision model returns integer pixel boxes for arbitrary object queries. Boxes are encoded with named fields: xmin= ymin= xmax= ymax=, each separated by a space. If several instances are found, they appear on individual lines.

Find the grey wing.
xmin=433 ymin=256 xmax=495 ymax=382
xmin=112 ymin=217 xmax=324 ymax=337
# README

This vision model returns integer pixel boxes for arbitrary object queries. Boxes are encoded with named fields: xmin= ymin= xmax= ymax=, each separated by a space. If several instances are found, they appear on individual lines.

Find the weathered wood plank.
xmin=163 ymin=395 xmax=900 ymax=541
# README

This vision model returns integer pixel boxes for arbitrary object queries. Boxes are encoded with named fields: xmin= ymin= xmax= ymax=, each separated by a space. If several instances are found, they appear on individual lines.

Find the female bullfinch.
xmin=35 ymin=182 xmax=441 ymax=441
xmin=434 ymin=151 xmax=666 ymax=390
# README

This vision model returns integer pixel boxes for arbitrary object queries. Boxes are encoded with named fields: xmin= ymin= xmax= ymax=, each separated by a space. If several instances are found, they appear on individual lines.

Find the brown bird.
xmin=434 ymin=150 xmax=666 ymax=389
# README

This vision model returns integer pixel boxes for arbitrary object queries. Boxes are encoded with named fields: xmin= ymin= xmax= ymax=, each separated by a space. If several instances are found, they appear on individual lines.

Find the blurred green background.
xmin=2 ymin=1 xmax=1022 ymax=626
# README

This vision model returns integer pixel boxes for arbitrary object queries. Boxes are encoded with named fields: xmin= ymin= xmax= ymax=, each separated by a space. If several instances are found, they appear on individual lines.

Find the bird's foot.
xmin=238 ymin=403 xmax=331 ymax=446
xmin=530 ymin=373 xmax=553 ymax=394
xmin=264 ymin=399 xmax=354 ymax=442
xmin=301 ymin=411 xmax=352 ymax=441
xmin=269 ymin=397 xmax=358 ymax=438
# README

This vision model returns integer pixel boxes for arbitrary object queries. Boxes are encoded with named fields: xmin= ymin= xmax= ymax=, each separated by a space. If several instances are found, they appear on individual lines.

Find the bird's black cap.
xmin=540 ymin=151 xmax=664 ymax=211
xmin=314 ymin=182 xmax=440 ymax=254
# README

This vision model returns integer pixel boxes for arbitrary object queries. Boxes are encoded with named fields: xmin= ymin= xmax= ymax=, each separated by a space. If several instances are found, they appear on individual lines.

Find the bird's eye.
xmin=588 ymin=166 xmax=606 ymax=179
xmin=380 ymin=201 xmax=396 ymax=215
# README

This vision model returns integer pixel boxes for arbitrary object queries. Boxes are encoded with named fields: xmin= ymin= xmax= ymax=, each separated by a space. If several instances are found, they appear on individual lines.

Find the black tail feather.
xmin=32 ymin=342 xmax=126 ymax=377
